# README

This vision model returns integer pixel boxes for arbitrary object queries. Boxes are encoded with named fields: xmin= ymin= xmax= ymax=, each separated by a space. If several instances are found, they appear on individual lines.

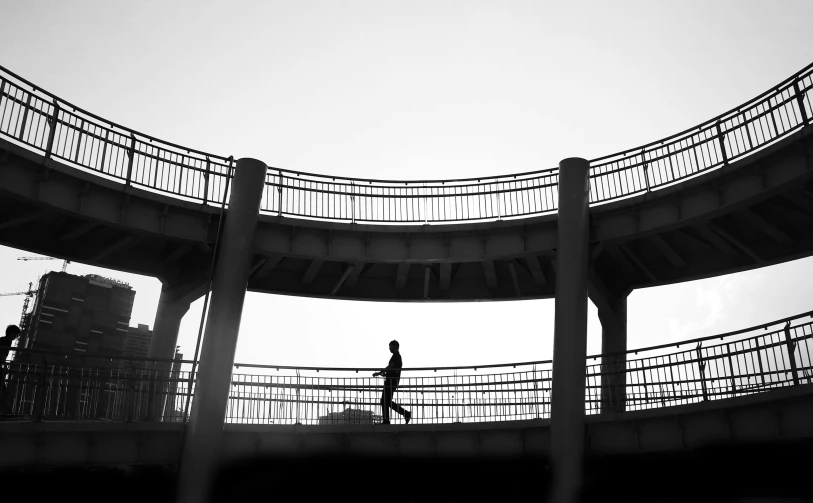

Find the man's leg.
xmin=380 ymin=385 xmax=392 ymax=423
xmin=388 ymin=387 xmax=410 ymax=422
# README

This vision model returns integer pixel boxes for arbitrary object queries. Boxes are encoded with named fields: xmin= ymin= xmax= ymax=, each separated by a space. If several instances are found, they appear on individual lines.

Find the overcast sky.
xmin=1 ymin=0 xmax=812 ymax=371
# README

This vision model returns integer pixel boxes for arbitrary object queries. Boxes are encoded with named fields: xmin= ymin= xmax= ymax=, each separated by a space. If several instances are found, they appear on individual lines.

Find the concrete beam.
xmin=649 ymin=234 xmax=685 ymax=268
xmin=783 ymin=191 xmax=813 ymax=214
xmin=251 ymin=254 xmax=283 ymax=280
xmin=440 ymin=262 xmax=451 ymax=291
xmin=526 ymin=255 xmax=548 ymax=286
xmin=739 ymin=208 xmax=793 ymax=245
xmin=344 ymin=262 xmax=364 ymax=289
xmin=59 ymin=221 xmax=98 ymax=241
xmin=620 ymin=245 xmax=657 ymax=283
xmin=301 ymin=259 xmax=324 ymax=285
xmin=395 ymin=262 xmax=409 ymax=292
xmin=507 ymin=261 xmax=522 ymax=297
xmin=708 ymin=223 xmax=765 ymax=264
xmin=693 ymin=224 xmax=738 ymax=258
xmin=166 ymin=242 xmax=196 ymax=264
xmin=0 ymin=210 xmax=44 ymax=230
xmin=423 ymin=265 xmax=431 ymax=299
xmin=331 ymin=264 xmax=355 ymax=295
xmin=89 ymin=236 xmax=138 ymax=263
xmin=482 ymin=259 xmax=497 ymax=290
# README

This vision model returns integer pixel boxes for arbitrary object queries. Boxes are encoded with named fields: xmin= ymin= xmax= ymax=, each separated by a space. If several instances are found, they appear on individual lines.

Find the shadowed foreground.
xmin=2 ymin=440 xmax=812 ymax=502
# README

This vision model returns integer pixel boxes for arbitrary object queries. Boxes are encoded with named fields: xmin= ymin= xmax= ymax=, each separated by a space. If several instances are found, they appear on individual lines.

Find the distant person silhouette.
xmin=372 ymin=340 xmax=411 ymax=425
xmin=0 ymin=325 xmax=21 ymax=413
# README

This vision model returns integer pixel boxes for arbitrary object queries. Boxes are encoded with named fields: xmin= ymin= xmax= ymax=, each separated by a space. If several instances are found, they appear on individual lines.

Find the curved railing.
xmin=2 ymin=311 xmax=811 ymax=424
xmin=0 ymin=63 xmax=811 ymax=223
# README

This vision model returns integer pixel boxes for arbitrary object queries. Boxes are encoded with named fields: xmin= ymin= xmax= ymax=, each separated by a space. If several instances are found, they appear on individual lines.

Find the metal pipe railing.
xmin=2 ymin=311 xmax=811 ymax=425
xmin=1 ymin=62 xmax=811 ymax=223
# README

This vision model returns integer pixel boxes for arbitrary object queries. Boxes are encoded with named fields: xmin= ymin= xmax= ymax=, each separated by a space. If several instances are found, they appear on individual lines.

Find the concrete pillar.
xmin=598 ymin=296 xmax=627 ymax=414
xmin=549 ymin=157 xmax=590 ymax=503
xmin=176 ymin=158 xmax=267 ymax=503
xmin=147 ymin=280 xmax=205 ymax=421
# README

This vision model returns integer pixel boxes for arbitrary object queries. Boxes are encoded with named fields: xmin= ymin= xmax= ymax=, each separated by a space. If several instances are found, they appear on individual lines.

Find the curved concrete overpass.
xmin=0 ymin=64 xmax=812 ymax=303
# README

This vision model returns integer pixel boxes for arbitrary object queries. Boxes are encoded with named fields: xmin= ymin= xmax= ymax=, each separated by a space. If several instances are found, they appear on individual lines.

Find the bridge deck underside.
xmin=2 ymin=126 xmax=813 ymax=301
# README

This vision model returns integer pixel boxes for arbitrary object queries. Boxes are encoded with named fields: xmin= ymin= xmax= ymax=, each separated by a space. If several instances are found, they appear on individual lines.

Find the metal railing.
xmin=2 ymin=311 xmax=811 ymax=425
xmin=1 ymin=62 xmax=811 ymax=223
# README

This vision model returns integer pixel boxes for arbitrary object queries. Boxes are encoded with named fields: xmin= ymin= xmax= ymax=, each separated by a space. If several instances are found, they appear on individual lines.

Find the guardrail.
xmin=2 ymin=311 xmax=811 ymax=424
xmin=1 ymin=63 xmax=811 ymax=223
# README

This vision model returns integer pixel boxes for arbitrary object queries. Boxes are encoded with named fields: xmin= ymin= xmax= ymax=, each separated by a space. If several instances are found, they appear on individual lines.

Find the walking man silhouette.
xmin=372 ymin=340 xmax=411 ymax=425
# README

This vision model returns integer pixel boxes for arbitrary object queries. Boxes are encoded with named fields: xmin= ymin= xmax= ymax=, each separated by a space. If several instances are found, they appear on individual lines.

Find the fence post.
xmin=641 ymin=150 xmax=651 ymax=192
xmin=44 ymin=100 xmax=60 ymax=160
xmin=783 ymin=322 xmax=800 ymax=386
xmin=277 ymin=170 xmax=284 ymax=217
xmin=726 ymin=343 xmax=737 ymax=397
xmin=16 ymin=92 xmax=32 ymax=142
xmin=32 ymin=357 xmax=48 ymax=421
xmin=125 ymin=133 xmax=136 ymax=187
xmin=793 ymin=77 xmax=810 ymax=125
xmin=350 ymin=181 xmax=356 ymax=224
xmin=716 ymin=120 xmax=728 ymax=165
xmin=202 ymin=158 xmax=211 ymax=206
xmin=696 ymin=342 xmax=708 ymax=401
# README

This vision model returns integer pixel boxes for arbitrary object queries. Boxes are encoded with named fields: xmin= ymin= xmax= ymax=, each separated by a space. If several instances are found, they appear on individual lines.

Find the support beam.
xmin=251 ymin=254 xmax=283 ymax=280
xmin=507 ymin=261 xmax=522 ymax=297
xmin=89 ymin=235 xmax=138 ymax=263
xmin=606 ymin=246 xmax=636 ymax=275
xmin=587 ymin=272 xmax=628 ymax=414
xmin=620 ymin=245 xmax=657 ymax=283
xmin=525 ymin=255 xmax=548 ymax=286
xmin=0 ymin=211 xmax=43 ymax=230
xmin=59 ymin=221 xmax=98 ymax=241
xmin=344 ymin=262 xmax=364 ymax=289
xmin=423 ymin=265 xmax=431 ymax=299
xmin=739 ymin=208 xmax=793 ymax=245
xmin=482 ymin=259 xmax=497 ymax=290
xmin=783 ymin=191 xmax=813 ymax=214
xmin=693 ymin=223 xmax=738 ymax=257
xmin=176 ymin=158 xmax=267 ymax=503
xmin=301 ymin=259 xmax=324 ymax=285
xmin=550 ymin=157 xmax=590 ymax=503
xmin=166 ymin=242 xmax=196 ymax=264
xmin=331 ymin=264 xmax=355 ymax=295
xmin=395 ymin=262 xmax=409 ymax=292
xmin=708 ymin=223 xmax=765 ymax=264
xmin=649 ymin=234 xmax=685 ymax=268
xmin=439 ymin=262 xmax=451 ymax=291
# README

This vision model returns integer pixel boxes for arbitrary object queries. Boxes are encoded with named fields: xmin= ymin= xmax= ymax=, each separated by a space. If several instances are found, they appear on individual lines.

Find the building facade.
xmin=11 ymin=272 xmax=136 ymax=419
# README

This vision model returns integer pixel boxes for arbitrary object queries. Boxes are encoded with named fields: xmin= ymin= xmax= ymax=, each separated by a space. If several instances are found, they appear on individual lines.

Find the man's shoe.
xmin=404 ymin=411 xmax=411 ymax=424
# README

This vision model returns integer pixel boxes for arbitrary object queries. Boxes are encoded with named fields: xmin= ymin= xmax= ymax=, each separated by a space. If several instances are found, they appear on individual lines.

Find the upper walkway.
xmin=1 ymin=64 xmax=813 ymax=300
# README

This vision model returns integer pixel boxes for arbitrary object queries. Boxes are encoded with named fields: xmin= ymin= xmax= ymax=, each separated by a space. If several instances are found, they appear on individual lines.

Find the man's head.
xmin=389 ymin=340 xmax=399 ymax=353
xmin=5 ymin=325 xmax=21 ymax=339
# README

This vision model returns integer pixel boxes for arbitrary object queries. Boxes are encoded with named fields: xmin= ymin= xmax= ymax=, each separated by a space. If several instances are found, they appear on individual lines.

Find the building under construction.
xmin=10 ymin=271 xmax=137 ymax=419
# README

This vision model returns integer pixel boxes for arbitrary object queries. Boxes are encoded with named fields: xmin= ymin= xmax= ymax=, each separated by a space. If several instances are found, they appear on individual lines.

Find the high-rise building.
xmin=318 ymin=407 xmax=382 ymax=425
xmin=123 ymin=323 xmax=153 ymax=368
xmin=21 ymin=271 xmax=135 ymax=362
xmin=11 ymin=271 xmax=136 ymax=418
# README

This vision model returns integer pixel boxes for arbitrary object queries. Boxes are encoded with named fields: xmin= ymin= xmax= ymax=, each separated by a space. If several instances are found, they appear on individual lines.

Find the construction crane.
xmin=17 ymin=256 xmax=70 ymax=272
xmin=0 ymin=282 xmax=37 ymax=343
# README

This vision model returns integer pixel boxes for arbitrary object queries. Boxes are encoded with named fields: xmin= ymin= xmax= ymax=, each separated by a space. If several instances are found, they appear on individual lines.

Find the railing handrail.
xmin=588 ymin=61 xmax=813 ymax=164
xmin=588 ymin=310 xmax=813 ymax=360
xmin=0 ymin=64 xmax=232 ymax=164
xmin=8 ymin=310 xmax=810 ymax=374
xmin=1 ymin=61 xmax=810 ymax=188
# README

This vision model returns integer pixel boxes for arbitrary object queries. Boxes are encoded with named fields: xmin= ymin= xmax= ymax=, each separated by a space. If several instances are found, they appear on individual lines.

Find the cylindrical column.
xmin=599 ymin=298 xmax=627 ymax=413
xmin=550 ymin=157 xmax=591 ymax=503
xmin=176 ymin=158 xmax=267 ymax=503
xmin=148 ymin=288 xmax=192 ymax=361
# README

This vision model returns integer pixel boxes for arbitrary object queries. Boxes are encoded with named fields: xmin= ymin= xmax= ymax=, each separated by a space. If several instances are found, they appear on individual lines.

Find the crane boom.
xmin=0 ymin=291 xmax=29 ymax=297
xmin=17 ymin=256 xmax=70 ymax=272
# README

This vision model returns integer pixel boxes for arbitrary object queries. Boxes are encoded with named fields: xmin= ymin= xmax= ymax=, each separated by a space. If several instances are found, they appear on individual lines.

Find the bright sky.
xmin=1 ymin=0 xmax=813 ymax=371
